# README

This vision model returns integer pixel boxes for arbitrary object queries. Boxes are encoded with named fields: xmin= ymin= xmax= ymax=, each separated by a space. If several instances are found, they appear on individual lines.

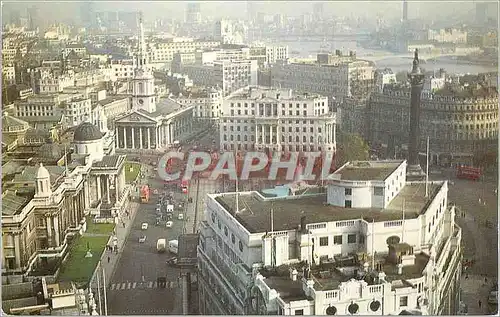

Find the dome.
xmin=73 ymin=122 xmax=103 ymax=142
xmin=39 ymin=143 xmax=63 ymax=160
xmin=36 ymin=163 xmax=51 ymax=179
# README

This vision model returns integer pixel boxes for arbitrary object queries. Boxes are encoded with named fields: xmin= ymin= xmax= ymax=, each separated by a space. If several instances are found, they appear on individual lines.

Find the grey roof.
xmin=25 ymin=128 xmax=50 ymax=138
xmin=2 ymin=114 xmax=29 ymax=131
xmin=137 ymin=98 xmax=184 ymax=118
xmin=215 ymin=183 xmax=441 ymax=233
xmin=73 ymin=122 xmax=103 ymax=142
xmin=92 ymin=155 xmax=125 ymax=169
xmin=331 ymin=160 xmax=404 ymax=181
xmin=17 ymin=114 xmax=64 ymax=123
xmin=11 ymin=165 xmax=65 ymax=185
xmin=38 ymin=143 xmax=64 ymax=160
xmin=178 ymin=234 xmax=199 ymax=260
xmin=2 ymin=161 xmax=23 ymax=177
xmin=2 ymin=191 xmax=30 ymax=216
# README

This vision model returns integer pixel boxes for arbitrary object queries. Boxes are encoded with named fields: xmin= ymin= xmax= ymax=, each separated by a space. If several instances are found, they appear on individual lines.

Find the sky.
xmin=1 ymin=1 xmax=487 ymax=24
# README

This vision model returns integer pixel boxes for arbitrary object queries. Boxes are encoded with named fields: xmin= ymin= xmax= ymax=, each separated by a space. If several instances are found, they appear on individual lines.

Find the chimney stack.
xmin=397 ymin=263 xmax=403 ymax=275
xmin=300 ymin=216 xmax=306 ymax=233
xmin=291 ymin=269 xmax=298 ymax=281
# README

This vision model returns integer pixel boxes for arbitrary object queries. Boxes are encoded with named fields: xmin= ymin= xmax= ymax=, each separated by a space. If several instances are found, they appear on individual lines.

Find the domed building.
xmin=73 ymin=121 xmax=104 ymax=163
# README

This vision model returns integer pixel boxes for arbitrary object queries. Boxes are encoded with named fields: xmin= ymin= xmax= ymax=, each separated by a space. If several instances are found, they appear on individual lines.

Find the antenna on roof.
xmin=371 ymin=218 xmax=375 ymax=271
xmin=234 ymin=139 xmax=240 ymax=213
xmin=425 ymin=136 xmax=430 ymax=197
xmin=64 ymin=144 xmax=69 ymax=176
xmin=402 ymin=198 xmax=406 ymax=243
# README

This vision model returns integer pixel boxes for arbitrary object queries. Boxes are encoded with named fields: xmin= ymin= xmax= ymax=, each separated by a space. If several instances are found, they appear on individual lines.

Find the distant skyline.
xmin=2 ymin=1 xmax=495 ymax=25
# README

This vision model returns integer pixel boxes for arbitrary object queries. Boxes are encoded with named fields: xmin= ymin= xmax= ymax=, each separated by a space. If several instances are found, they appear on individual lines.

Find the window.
xmin=319 ymin=237 xmax=329 ymax=246
xmin=345 ymin=200 xmax=352 ymax=208
xmin=347 ymin=234 xmax=356 ymax=244
xmin=294 ymin=309 xmax=304 ymax=315
xmin=374 ymin=187 xmax=384 ymax=196
xmin=333 ymin=235 xmax=342 ymax=245
xmin=400 ymin=296 xmax=408 ymax=307
xmin=359 ymin=235 xmax=365 ymax=244
xmin=345 ymin=188 xmax=352 ymax=195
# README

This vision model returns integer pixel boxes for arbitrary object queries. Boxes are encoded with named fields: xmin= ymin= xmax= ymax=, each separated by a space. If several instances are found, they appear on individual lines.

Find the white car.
xmin=141 ymin=222 xmax=148 ymax=230
xmin=166 ymin=221 xmax=173 ymax=228
xmin=178 ymin=213 xmax=184 ymax=220
xmin=139 ymin=235 xmax=147 ymax=243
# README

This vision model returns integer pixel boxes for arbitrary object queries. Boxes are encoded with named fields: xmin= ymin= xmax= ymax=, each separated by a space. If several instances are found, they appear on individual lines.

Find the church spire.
xmin=137 ymin=11 xmax=147 ymax=68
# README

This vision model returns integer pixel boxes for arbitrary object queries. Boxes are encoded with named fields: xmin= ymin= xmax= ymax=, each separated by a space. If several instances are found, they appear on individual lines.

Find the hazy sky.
xmin=1 ymin=1 xmax=486 ymax=23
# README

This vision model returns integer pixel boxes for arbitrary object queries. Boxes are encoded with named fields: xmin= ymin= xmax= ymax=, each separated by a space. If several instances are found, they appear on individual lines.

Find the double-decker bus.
xmin=140 ymin=184 xmax=150 ymax=202
xmin=456 ymin=165 xmax=482 ymax=181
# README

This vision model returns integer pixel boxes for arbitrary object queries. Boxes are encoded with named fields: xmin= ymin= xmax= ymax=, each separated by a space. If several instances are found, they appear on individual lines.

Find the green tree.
xmin=335 ymin=131 xmax=370 ymax=167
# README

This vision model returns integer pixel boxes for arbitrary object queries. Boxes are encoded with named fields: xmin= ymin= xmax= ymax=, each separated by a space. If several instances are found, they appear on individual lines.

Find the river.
xmin=268 ymin=38 xmax=498 ymax=75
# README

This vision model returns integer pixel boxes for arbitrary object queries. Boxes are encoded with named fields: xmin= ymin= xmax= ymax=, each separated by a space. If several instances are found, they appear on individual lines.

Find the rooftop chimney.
xmin=397 ymin=263 xmax=403 ymax=275
xmin=291 ymin=269 xmax=298 ymax=281
xmin=300 ymin=216 xmax=306 ymax=233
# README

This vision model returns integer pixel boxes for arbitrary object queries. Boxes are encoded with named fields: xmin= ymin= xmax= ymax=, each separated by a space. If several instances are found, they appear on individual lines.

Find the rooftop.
xmin=260 ymin=252 xmax=430 ymax=301
xmin=11 ymin=165 xmax=66 ymax=185
xmin=92 ymin=155 xmax=125 ymax=169
xmin=2 ymin=190 xmax=31 ymax=216
xmin=227 ymin=86 xmax=325 ymax=101
xmin=214 ymin=182 xmax=441 ymax=233
xmin=138 ymin=98 xmax=184 ymax=118
xmin=331 ymin=160 xmax=404 ymax=181
xmin=95 ymin=95 xmax=129 ymax=107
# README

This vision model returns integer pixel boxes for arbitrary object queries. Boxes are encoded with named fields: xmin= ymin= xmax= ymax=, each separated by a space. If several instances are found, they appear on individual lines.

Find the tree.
xmin=335 ymin=131 xmax=370 ymax=167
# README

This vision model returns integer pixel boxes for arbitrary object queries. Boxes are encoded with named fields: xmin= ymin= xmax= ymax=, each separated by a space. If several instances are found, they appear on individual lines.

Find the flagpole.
xmin=425 ymin=136 xmax=430 ymax=197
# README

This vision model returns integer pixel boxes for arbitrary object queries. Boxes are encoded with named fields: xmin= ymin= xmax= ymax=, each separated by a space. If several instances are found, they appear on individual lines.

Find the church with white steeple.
xmin=114 ymin=12 xmax=197 ymax=151
xmin=131 ymin=13 xmax=157 ymax=114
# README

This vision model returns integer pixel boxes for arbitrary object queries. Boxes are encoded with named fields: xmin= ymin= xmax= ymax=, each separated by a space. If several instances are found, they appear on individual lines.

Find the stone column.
xmin=139 ymin=127 xmax=143 ymax=149
xmin=53 ymin=216 xmax=60 ymax=247
xmin=169 ymin=123 xmax=173 ymax=144
xmin=115 ymin=175 xmax=120 ymax=205
xmin=130 ymin=127 xmax=135 ymax=149
xmin=96 ymin=175 xmax=102 ymax=200
xmin=270 ymin=125 xmax=274 ymax=145
xmin=14 ymin=233 xmax=21 ymax=268
xmin=147 ymin=127 xmax=151 ymax=149
xmin=46 ymin=214 xmax=52 ymax=244
xmin=332 ymin=124 xmax=336 ymax=144
xmin=106 ymin=176 xmax=111 ymax=203
xmin=123 ymin=127 xmax=127 ymax=148
xmin=261 ymin=124 xmax=265 ymax=144
xmin=155 ymin=127 xmax=159 ymax=148
xmin=277 ymin=125 xmax=281 ymax=148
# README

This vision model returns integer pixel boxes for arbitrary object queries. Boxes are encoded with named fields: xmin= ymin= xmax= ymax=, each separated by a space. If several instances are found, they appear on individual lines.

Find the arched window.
xmin=138 ymin=82 xmax=144 ymax=94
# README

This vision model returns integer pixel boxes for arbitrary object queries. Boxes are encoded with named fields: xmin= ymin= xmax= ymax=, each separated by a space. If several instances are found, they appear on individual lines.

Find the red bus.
xmin=456 ymin=165 xmax=482 ymax=181
xmin=181 ymin=179 xmax=189 ymax=193
xmin=140 ymin=185 xmax=150 ymax=202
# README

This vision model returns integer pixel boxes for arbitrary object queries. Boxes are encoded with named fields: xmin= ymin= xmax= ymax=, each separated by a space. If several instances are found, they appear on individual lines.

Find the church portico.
xmin=89 ymin=155 xmax=128 ymax=217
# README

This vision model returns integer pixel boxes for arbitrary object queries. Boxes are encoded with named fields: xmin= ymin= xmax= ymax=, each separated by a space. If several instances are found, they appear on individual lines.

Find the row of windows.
xmin=223 ymin=119 xmax=327 ymax=126
xmin=318 ymin=233 xmax=362 ymax=246
xmin=230 ymin=102 xmax=325 ymax=108
xmin=223 ymin=125 xmax=325 ymax=134
xmin=223 ymin=134 xmax=326 ymax=144
xmin=221 ymin=143 xmax=327 ymax=152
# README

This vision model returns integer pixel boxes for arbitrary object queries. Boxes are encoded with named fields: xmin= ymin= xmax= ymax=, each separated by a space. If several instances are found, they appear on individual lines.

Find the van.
xmin=168 ymin=239 xmax=178 ymax=255
xmin=157 ymin=239 xmax=166 ymax=252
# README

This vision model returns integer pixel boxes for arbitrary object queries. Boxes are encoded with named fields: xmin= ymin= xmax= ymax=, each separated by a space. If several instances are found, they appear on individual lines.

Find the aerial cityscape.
xmin=1 ymin=1 xmax=498 ymax=316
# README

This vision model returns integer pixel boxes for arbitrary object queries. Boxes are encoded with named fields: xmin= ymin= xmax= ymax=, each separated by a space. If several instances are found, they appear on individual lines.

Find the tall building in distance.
xmin=313 ymin=2 xmax=324 ymax=21
xmin=186 ymin=2 xmax=202 ymax=24
xmin=402 ymin=0 xmax=408 ymax=22
xmin=26 ymin=5 xmax=39 ymax=30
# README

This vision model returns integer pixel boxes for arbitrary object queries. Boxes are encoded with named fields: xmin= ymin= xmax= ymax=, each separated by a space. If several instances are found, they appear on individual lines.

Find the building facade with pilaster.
xmin=197 ymin=160 xmax=462 ymax=315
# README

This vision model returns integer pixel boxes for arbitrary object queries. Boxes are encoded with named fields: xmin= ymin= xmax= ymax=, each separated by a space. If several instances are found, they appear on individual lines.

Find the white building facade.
xmin=197 ymin=160 xmax=463 ymax=316
xmin=219 ymin=86 xmax=336 ymax=152
xmin=172 ymin=87 xmax=223 ymax=120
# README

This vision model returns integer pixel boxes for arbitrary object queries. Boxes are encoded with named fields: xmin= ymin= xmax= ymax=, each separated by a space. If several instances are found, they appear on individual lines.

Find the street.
xmin=107 ymin=165 xmax=188 ymax=315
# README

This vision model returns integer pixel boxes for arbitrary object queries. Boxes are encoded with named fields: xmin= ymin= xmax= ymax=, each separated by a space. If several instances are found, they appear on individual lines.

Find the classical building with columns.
xmin=2 ymin=122 xmax=130 ymax=276
xmin=220 ymin=86 xmax=337 ymax=152
xmin=114 ymin=15 xmax=197 ymax=150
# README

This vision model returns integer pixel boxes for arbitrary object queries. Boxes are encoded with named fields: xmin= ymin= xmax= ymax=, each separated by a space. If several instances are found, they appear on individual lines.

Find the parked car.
xmin=139 ymin=235 xmax=147 ymax=243
xmin=141 ymin=222 xmax=149 ymax=230
xmin=488 ymin=291 xmax=498 ymax=305
xmin=166 ymin=257 xmax=179 ymax=267
xmin=178 ymin=213 xmax=184 ymax=220
xmin=166 ymin=221 xmax=173 ymax=228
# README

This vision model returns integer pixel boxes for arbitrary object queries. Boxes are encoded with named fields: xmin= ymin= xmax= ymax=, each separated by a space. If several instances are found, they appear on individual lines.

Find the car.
xmin=141 ymin=223 xmax=148 ymax=230
xmin=178 ymin=213 xmax=184 ymax=220
xmin=139 ymin=235 xmax=147 ymax=243
xmin=166 ymin=257 xmax=178 ymax=267
xmin=488 ymin=291 xmax=498 ymax=305
xmin=166 ymin=221 xmax=173 ymax=228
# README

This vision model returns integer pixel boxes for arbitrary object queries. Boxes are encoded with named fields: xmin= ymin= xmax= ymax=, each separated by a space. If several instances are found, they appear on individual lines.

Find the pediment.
xmin=115 ymin=111 xmax=156 ymax=124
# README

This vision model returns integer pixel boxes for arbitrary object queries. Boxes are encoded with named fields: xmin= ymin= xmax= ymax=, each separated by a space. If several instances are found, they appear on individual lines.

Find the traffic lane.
xmin=109 ymin=288 xmax=176 ymax=315
xmin=446 ymin=179 xmax=498 ymax=277
xmin=111 ymin=202 xmax=172 ymax=282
